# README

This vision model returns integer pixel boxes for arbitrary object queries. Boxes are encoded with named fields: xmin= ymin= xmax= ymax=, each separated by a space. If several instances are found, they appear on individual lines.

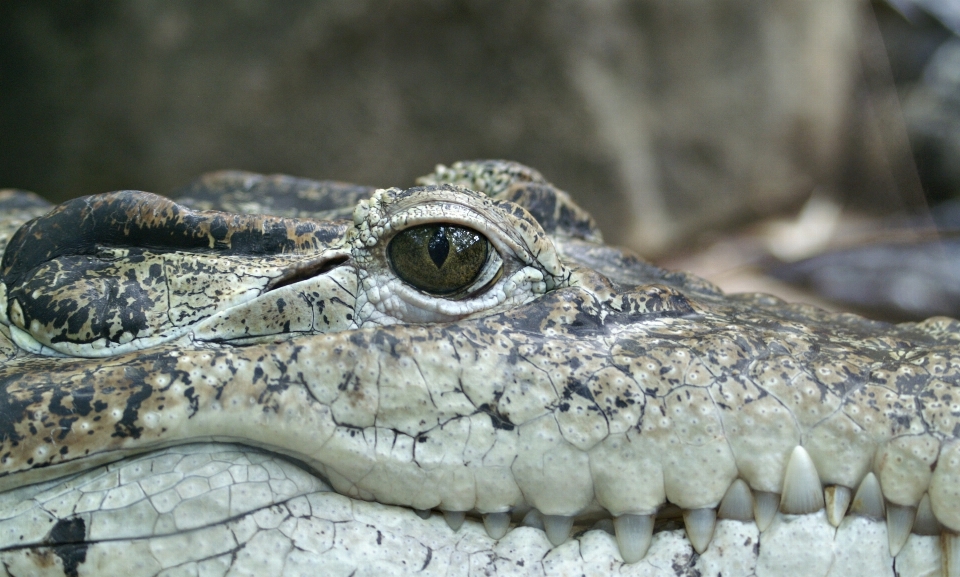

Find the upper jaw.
xmin=2 ymin=162 xmax=960 ymax=572
xmin=2 ymin=277 xmax=958 ymax=569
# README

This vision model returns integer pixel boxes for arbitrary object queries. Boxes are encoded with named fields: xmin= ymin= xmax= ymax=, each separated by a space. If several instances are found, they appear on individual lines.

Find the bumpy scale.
xmin=0 ymin=161 xmax=957 ymax=576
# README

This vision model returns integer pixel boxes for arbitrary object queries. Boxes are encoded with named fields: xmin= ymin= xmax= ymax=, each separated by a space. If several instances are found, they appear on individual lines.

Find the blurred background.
xmin=2 ymin=0 xmax=960 ymax=320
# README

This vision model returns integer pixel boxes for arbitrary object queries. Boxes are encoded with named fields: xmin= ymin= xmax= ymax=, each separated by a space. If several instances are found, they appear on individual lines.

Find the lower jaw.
xmin=0 ymin=444 xmax=947 ymax=577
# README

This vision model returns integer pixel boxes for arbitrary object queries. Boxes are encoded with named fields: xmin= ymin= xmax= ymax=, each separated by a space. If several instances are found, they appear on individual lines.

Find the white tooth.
xmin=443 ymin=510 xmax=466 ymax=531
xmin=483 ymin=512 xmax=510 ymax=540
xmin=914 ymin=494 xmax=941 ymax=536
xmin=886 ymin=503 xmax=916 ymax=556
xmin=943 ymin=532 xmax=960 ymax=577
xmin=754 ymin=491 xmax=779 ymax=531
xmin=780 ymin=446 xmax=824 ymax=514
xmin=850 ymin=472 xmax=885 ymax=519
xmin=613 ymin=513 xmax=654 ymax=563
xmin=522 ymin=509 xmax=544 ymax=531
xmin=415 ymin=509 xmax=431 ymax=520
xmin=717 ymin=479 xmax=753 ymax=521
xmin=824 ymin=485 xmax=852 ymax=527
xmin=683 ymin=508 xmax=716 ymax=554
xmin=542 ymin=514 xmax=575 ymax=547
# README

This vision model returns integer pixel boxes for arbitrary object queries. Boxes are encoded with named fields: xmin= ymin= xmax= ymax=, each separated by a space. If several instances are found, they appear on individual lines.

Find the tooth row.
xmin=429 ymin=444 xmax=960 ymax=571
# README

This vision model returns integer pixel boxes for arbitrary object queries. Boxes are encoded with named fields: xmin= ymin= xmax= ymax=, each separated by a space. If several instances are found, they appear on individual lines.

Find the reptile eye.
xmin=388 ymin=223 xmax=491 ymax=295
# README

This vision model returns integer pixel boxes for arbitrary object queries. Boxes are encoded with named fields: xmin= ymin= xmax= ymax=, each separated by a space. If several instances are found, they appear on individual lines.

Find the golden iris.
xmin=388 ymin=224 xmax=489 ymax=295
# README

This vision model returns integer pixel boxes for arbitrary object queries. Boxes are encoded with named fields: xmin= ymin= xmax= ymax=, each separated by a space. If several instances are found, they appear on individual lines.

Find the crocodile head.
xmin=0 ymin=161 xmax=956 ymax=576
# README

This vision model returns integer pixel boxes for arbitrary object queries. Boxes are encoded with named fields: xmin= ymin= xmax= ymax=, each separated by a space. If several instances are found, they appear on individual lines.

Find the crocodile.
xmin=0 ymin=160 xmax=955 ymax=577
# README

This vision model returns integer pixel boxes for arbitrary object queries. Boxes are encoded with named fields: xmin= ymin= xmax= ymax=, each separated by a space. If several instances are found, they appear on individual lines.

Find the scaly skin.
xmin=0 ymin=162 xmax=956 ymax=576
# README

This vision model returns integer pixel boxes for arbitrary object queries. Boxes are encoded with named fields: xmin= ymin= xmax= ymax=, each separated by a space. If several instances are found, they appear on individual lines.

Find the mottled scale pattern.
xmin=0 ymin=161 xmax=957 ymax=576
xmin=172 ymin=170 xmax=376 ymax=221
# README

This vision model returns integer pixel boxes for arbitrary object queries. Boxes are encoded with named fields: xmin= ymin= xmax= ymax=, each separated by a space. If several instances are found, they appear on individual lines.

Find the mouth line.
xmin=0 ymin=441 xmax=944 ymax=577
xmin=265 ymin=255 xmax=350 ymax=292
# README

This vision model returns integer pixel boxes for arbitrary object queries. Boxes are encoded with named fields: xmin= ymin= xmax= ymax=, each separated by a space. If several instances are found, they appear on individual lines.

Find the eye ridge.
xmin=388 ymin=223 xmax=491 ymax=296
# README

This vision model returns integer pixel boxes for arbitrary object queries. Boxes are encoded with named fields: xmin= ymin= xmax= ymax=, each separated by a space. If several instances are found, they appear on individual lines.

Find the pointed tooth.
xmin=717 ymin=479 xmax=753 ymax=521
xmin=943 ymin=532 xmax=960 ymax=577
xmin=824 ymin=485 xmax=852 ymax=527
xmin=542 ymin=514 xmax=575 ymax=547
xmin=885 ymin=503 xmax=916 ymax=556
xmin=415 ymin=509 xmax=432 ymax=520
xmin=522 ymin=509 xmax=544 ymax=531
xmin=850 ymin=472 xmax=885 ymax=519
xmin=614 ymin=514 xmax=655 ymax=563
xmin=683 ymin=508 xmax=717 ymax=554
xmin=754 ymin=491 xmax=779 ymax=531
xmin=779 ymin=446 xmax=825 ymax=514
xmin=483 ymin=512 xmax=511 ymax=540
xmin=443 ymin=510 xmax=466 ymax=531
xmin=914 ymin=494 xmax=942 ymax=536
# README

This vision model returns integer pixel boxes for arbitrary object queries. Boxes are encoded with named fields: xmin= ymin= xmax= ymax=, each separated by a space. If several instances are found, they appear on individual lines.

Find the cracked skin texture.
xmin=0 ymin=162 xmax=956 ymax=576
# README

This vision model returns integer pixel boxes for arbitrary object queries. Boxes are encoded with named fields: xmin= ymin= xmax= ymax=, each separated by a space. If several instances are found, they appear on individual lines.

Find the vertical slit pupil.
xmin=428 ymin=226 xmax=450 ymax=268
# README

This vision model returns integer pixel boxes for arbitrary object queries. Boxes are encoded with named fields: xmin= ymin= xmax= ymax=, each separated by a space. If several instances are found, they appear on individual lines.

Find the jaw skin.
xmin=0 ymin=161 xmax=956 ymax=576
xmin=0 ymin=444 xmax=940 ymax=577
